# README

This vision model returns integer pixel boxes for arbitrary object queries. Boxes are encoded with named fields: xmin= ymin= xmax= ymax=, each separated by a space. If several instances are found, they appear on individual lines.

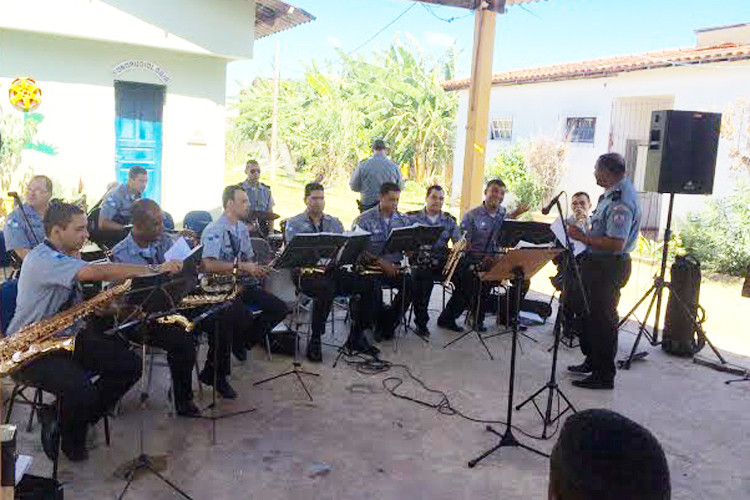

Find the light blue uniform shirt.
xmin=349 ymin=155 xmax=404 ymax=208
xmin=588 ymin=177 xmax=641 ymax=255
xmin=353 ymin=206 xmax=411 ymax=263
xmin=111 ymin=232 xmax=174 ymax=265
xmin=3 ymin=204 xmax=45 ymax=253
xmin=407 ymin=209 xmax=461 ymax=256
xmin=461 ymin=204 xmax=507 ymax=257
xmin=240 ymin=180 xmax=274 ymax=212
xmin=200 ymin=214 xmax=255 ymax=263
xmin=100 ymin=183 xmax=142 ymax=224
xmin=284 ymin=212 xmax=344 ymax=242
xmin=7 ymin=242 xmax=88 ymax=336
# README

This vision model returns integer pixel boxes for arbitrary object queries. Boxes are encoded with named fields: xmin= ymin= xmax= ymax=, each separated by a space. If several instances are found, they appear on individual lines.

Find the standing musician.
xmin=566 ymin=153 xmax=641 ymax=390
xmin=200 ymin=185 xmax=288 ymax=391
xmin=4 ymin=175 xmax=52 ymax=261
xmin=352 ymin=182 xmax=412 ymax=341
xmin=406 ymin=185 xmax=461 ymax=338
xmin=437 ymin=179 xmax=528 ymax=333
xmin=349 ymin=139 xmax=404 ymax=213
xmin=284 ymin=182 xmax=379 ymax=361
xmin=7 ymin=201 xmax=181 ymax=462
xmin=98 ymin=165 xmax=148 ymax=231
xmin=240 ymin=159 xmax=274 ymax=235
xmin=110 ymin=199 xmax=200 ymax=417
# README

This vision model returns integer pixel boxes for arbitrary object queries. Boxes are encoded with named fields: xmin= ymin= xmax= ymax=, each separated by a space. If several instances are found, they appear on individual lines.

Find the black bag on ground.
xmin=662 ymin=255 xmax=705 ymax=356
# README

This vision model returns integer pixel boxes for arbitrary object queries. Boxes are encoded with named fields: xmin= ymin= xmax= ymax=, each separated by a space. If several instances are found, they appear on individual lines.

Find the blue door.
xmin=114 ymin=81 xmax=165 ymax=203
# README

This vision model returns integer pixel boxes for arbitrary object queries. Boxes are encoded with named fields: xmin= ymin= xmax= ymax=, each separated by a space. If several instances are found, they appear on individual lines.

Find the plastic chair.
xmin=162 ymin=211 xmax=175 ymax=231
xmin=183 ymin=211 xmax=213 ymax=237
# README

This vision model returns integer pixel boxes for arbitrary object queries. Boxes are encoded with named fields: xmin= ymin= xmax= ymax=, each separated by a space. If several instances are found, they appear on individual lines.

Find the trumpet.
xmin=442 ymin=233 xmax=468 ymax=284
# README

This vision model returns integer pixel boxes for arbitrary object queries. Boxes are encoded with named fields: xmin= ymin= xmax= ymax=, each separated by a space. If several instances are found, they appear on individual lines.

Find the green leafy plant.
xmin=485 ymin=145 xmax=544 ymax=211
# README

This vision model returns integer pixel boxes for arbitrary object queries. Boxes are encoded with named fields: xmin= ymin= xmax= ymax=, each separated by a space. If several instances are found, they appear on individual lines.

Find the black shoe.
xmin=567 ymin=361 xmax=592 ymax=374
xmin=437 ymin=317 xmax=464 ymax=333
xmin=306 ymin=337 xmax=322 ymax=363
xmin=572 ymin=376 xmax=614 ymax=390
xmin=199 ymin=370 xmax=237 ymax=400
xmin=232 ymin=344 xmax=247 ymax=362
xmin=415 ymin=324 xmax=431 ymax=339
xmin=175 ymin=400 xmax=201 ymax=417
xmin=61 ymin=438 xmax=88 ymax=462
xmin=475 ymin=323 xmax=487 ymax=333
xmin=39 ymin=405 xmax=59 ymax=461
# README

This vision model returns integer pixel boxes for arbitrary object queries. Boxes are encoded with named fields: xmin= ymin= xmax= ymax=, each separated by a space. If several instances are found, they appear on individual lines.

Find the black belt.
xmin=584 ymin=252 xmax=631 ymax=261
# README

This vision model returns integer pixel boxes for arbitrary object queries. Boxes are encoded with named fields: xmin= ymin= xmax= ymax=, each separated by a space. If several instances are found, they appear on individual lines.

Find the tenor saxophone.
xmin=442 ymin=233 xmax=468 ymax=284
xmin=0 ymin=280 xmax=132 ymax=376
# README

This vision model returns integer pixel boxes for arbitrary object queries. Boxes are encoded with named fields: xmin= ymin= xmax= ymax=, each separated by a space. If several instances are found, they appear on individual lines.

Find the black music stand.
xmin=467 ymin=248 xmax=559 ymax=468
xmin=383 ymin=225 xmax=443 ymax=348
xmin=253 ymin=234 xmax=346 ymax=400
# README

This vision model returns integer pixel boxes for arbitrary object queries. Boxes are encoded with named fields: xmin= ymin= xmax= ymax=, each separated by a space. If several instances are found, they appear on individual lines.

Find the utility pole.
xmin=270 ymin=41 xmax=280 ymax=182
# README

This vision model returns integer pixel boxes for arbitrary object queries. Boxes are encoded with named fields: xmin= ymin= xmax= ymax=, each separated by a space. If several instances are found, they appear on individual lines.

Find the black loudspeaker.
xmin=644 ymin=110 xmax=721 ymax=194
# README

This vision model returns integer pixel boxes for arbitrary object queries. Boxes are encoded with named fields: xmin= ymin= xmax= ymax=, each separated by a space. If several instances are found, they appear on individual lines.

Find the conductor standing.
xmin=350 ymin=139 xmax=403 ymax=213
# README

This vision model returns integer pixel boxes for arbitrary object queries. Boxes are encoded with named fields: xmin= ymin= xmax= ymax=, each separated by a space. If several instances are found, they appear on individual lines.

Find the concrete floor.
xmin=8 ymin=290 xmax=750 ymax=500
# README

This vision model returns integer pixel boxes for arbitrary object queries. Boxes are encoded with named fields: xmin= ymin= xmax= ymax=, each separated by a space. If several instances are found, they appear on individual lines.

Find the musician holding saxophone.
xmin=199 ymin=185 xmax=288 ymax=396
xmin=6 ymin=201 xmax=181 ymax=462
xmin=406 ymin=185 xmax=461 ymax=338
xmin=110 ymin=199 xmax=200 ymax=417
xmin=352 ymin=182 xmax=412 ymax=341
xmin=284 ymin=182 xmax=379 ymax=361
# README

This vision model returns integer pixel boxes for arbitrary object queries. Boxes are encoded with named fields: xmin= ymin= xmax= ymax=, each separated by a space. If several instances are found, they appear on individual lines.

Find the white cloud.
xmin=424 ymin=31 xmax=457 ymax=48
xmin=326 ymin=36 xmax=342 ymax=48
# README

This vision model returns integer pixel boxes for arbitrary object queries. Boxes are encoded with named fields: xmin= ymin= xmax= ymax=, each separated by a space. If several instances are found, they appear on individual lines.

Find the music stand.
xmin=467 ymin=248 xmax=559 ymax=468
xmin=383 ymin=225 xmax=443 ymax=348
xmin=254 ymin=234 xmax=346 ymax=400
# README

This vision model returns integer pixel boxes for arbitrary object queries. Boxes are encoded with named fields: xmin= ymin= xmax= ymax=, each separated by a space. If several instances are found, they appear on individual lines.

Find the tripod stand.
xmin=618 ymin=193 xmax=725 ymax=369
xmin=468 ymin=267 xmax=550 ymax=467
xmin=115 ymin=331 xmax=194 ymax=500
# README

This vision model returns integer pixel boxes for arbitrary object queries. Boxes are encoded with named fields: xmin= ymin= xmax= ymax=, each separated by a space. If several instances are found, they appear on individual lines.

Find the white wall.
xmin=0 ymin=29 xmax=228 ymax=221
xmin=451 ymin=60 xmax=750 ymax=224
xmin=0 ymin=0 xmax=255 ymax=59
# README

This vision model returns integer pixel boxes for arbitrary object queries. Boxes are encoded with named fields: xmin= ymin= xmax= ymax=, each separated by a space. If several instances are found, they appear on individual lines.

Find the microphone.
xmin=541 ymin=191 xmax=565 ymax=215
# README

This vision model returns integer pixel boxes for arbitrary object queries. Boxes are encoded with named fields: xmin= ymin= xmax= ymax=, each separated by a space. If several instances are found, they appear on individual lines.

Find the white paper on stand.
xmin=550 ymin=218 xmax=587 ymax=256
xmin=164 ymin=237 xmax=192 ymax=262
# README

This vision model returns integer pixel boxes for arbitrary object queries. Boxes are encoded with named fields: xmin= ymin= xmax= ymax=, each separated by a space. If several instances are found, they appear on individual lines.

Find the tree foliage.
xmin=232 ymin=36 xmax=458 ymax=184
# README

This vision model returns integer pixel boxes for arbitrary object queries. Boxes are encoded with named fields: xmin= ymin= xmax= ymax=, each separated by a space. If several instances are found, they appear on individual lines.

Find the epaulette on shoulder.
xmin=444 ymin=212 xmax=457 ymax=222
xmin=406 ymin=210 xmax=421 ymax=216
xmin=261 ymin=182 xmax=271 ymax=189
xmin=612 ymin=190 xmax=622 ymax=202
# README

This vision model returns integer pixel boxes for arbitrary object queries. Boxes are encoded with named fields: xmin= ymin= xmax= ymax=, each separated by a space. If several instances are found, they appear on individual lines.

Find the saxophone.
xmin=0 ymin=280 xmax=132 ymax=376
xmin=442 ymin=233 xmax=468 ymax=284
xmin=178 ymin=286 xmax=240 ymax=310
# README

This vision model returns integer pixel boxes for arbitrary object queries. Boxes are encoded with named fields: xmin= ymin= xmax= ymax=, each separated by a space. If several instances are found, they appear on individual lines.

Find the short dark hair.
xmin=222 ymin=185 xmax=245 ymax=209
xmin=246 ymin=159 xmax=260 ymax=168
xmin=131 ymin=199 xmax=161 ymax=227
xmin=44 ymin=200 xmax=84 ymax=236
xmin=485 ymin=179 xmax=506 ymax=191
xmin=550 ymin=409 xmax=671 ymax=500
xmin=379 ymin=182 xmax=401 ymax=196
xmin=30 ymin=175 xmax=53 ymax=193
xmin=128 ymin=166 xmax=148 ymax=180
xmin=372 ymin=139 xmax=387 ymax=151
xmin=596 ymin=153 xmax=626 ymax=175
xmin=572 ymin=191 xmax=591 ymax=202
xmin=304 ymin=182 xmax=324 ymax=199
xmin=426 ymin=185 xmax=443 ymax=197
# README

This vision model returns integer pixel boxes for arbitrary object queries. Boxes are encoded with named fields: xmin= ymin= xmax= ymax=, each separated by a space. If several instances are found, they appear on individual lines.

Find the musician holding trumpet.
xmin=7 ymin=201 xmax=181 ymax=462
xmin=285 ymin=182 xmax=379 ymax=361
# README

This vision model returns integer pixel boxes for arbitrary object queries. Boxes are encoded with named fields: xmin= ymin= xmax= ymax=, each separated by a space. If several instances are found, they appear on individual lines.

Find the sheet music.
xmin=164 ymin=237 xmax=192 ymax=261
xmin=550 ymin=218 xmax=587 ymax=256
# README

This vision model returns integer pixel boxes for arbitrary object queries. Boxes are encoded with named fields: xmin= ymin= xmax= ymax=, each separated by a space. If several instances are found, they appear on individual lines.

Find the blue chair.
xmin=0 ymin=279 xmax=18 ymax=334
xmin=0 ymin=231 xmax=12 ymax=279
xmin=183 ymin=211 xmax=213 ymax=237
xmin=162 ymin=211 xmax=175 ymax=232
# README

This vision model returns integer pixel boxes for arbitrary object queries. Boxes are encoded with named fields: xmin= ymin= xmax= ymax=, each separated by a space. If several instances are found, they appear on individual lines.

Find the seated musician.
xmin=98 ymin=165 xmax=148 ymax=231
xmin=3 ymin=175 xmax=52 ymax=261
xmin=285 ymin=182 xmax=379 ymax=361
xmin=240 ymin=159 xmax=274 ymax=236
xmin=406 ymin=185 xmax=461 ymax=338
xmin=352 ymin=182 xmax=412 ymax=341
xmin=437 ymin=179 xmax=527 ymax=332
xmin=110 ymin=199 xmax=200 ymax=417
xmin=7 ymin=201 xmax=180 ymax=461
xmin=200 ymin=185 xmax=289 ymax=381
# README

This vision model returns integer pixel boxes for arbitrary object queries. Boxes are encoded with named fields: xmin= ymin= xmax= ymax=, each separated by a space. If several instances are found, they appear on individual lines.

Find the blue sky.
xmin=227 ymin=0 xmax=750 ymax=96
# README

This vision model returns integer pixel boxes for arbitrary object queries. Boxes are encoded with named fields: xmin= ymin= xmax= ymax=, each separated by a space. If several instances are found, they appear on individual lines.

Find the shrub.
xmin=485 ymin=146 xmax=544 ymax=211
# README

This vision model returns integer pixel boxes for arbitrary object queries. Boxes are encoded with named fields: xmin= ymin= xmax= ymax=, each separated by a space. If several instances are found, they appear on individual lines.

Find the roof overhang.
xmin=255 ymin=0 xmax=315 ymax=40
xmin=412 ymin=0 xmax=547 ymax=13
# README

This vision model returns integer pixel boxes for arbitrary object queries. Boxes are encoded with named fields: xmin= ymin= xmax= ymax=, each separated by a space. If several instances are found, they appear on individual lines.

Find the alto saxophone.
xmin=0 ymin=280 xmax=132 ymax=376
xmin=442 ymin=233 xmax=468 ymax=284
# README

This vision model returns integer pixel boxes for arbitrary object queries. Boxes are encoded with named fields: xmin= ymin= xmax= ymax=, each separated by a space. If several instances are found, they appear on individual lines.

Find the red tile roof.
xmin=443 ymin=43 xmax=750 ymax=91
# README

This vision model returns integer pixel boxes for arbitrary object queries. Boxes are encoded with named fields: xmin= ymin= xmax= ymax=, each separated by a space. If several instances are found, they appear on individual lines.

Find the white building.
xmin=445 ymin=24 xmax=750 ymax=234
xmin=0 ymin=0 xmax=312 ymax=221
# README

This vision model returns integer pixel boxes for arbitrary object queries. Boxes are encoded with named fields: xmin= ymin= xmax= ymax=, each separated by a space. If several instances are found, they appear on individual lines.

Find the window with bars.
xmin=490 ymin=117 xmax=513 ymax=140
xmin=565 ymin=117 xmax=597 ymax=144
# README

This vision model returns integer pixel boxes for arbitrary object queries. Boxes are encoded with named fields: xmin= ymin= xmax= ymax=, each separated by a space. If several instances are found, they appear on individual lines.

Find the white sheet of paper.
xmin=550 ymin=218 xmax=587 ymax=256
xmin=15 ymin=454 xmax=33 ymax=486
xmin=164 ymin=237 xmax=192 ymax=262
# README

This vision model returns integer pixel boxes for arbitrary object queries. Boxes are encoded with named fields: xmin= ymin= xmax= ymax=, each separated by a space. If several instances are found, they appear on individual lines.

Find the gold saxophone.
xmin=155 ymin=314 xmax=195 ymax=332
xmin=443 ymin=233 xmax=468 ymax=284
xmin=0 ymin=280 xmax=132 ymax=376
xmin=178 ymin=286 xmax=240 ymax=310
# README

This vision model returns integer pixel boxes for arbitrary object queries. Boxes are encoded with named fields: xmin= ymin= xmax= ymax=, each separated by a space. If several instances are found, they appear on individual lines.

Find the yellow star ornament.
xmin=9 ymin=77 xmax=42 ymax=112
